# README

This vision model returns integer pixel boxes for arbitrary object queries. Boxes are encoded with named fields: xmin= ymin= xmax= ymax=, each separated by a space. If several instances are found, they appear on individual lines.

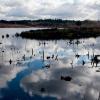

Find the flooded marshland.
xmin=0 ymin=28 xmax=100 ymax=100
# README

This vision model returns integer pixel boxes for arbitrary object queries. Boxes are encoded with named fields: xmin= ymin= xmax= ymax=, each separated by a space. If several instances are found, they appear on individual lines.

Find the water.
xmin=0 ymin=28 xmax=100 ymax=100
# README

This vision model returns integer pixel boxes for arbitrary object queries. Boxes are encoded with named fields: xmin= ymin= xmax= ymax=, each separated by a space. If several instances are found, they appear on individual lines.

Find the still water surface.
xmin=0 ymin=28 xmax=100 ymax=100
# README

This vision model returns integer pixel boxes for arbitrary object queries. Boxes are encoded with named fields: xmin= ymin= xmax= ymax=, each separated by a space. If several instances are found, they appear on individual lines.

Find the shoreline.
xmin=0 ymin=23 xmax=53 ymax=28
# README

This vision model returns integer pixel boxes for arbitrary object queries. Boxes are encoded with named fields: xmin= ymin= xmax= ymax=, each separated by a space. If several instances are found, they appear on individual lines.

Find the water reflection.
xmin=0 ymin=63 xmax=25 ymax=88
xmin=0 ymin=28 xmax=100 ymax=100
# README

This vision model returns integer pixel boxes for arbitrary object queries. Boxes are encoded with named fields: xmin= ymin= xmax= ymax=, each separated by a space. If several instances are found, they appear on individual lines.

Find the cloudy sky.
xmin=0 ymin=0 xmax=100 ymax=20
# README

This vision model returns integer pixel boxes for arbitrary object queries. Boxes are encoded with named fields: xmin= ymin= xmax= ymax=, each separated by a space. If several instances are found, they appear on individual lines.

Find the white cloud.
xmin=0 ymin=0 xmax=100 ymax=20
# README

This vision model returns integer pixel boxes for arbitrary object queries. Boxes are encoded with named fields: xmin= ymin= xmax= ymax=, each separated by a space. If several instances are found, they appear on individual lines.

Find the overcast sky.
xmin=0 ymin=0 xmax=100 ymax=20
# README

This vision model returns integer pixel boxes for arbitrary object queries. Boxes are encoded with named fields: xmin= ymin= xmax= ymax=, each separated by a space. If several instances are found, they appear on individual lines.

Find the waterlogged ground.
xmin=0 ymin=28 xmax=100 ymax=100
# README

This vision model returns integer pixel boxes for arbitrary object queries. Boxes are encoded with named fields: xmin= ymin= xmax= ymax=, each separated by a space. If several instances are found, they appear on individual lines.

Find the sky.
xmin=0 ymin=0 xmax=100 ymax=20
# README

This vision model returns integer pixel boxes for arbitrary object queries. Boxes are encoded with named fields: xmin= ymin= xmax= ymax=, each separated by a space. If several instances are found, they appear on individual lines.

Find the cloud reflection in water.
xmin=0 ymin=29 xmax=100 ymax=100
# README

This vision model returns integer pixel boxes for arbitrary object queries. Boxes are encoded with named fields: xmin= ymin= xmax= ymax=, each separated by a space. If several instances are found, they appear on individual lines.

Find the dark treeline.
xmin=16 ymin=28 xmax=100 ymax=40
xmin=0 ymin=19 xmax=76 ymax=27
xmin=0 ymin=20 xmax=32 ymax=25
xmin=0 ymin=19 xmax=100 ymax=28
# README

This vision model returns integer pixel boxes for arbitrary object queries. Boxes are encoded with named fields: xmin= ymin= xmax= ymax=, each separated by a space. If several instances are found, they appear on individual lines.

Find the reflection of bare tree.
xmin=98 ymin=92 xmax=100 ymax=100
xmin=91 ymin=55 xmax=100 ymax=67
xmin=32 ymin=48 xmax=33 ymax=56
xmin=70 ymin=60 xmax=73 ymax=69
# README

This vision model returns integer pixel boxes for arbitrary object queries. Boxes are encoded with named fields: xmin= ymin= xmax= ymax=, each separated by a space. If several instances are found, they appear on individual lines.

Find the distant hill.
xmin=0 ymin=19 xmax=100 ymax=28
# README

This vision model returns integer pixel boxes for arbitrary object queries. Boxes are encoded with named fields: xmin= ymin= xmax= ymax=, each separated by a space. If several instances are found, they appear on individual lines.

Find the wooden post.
xmin=43 ymin=50 xmax=44 ymax=62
